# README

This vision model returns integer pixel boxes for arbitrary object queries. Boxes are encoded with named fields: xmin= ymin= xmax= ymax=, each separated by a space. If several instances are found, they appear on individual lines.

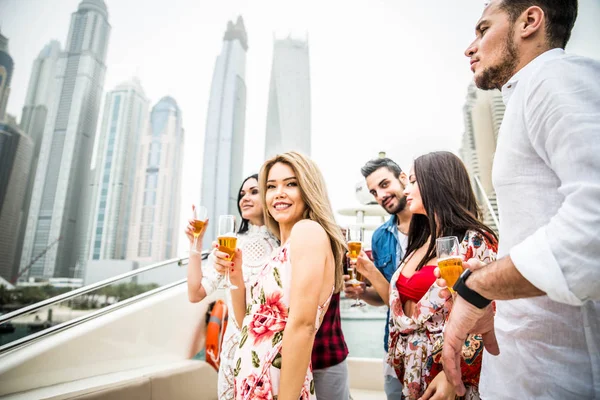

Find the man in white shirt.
xmin=438 ymin=0 xmax=600 ymax=399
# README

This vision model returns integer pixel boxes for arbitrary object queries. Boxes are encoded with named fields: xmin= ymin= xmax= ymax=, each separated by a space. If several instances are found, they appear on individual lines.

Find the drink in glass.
xmin=436 ymin=236 xmax=462 ymax=292
xmin=348 ymin=241 xmax=362 ymax=261
xmin=346 ymin=225 xmax=365 ymax=307
xmin=191 ymin=205 xmax=208 ymax=254
xmin=218 ymin=236 xmax=238 ymax=258
xmin=218 ymin=215 xmax=238 ymax=290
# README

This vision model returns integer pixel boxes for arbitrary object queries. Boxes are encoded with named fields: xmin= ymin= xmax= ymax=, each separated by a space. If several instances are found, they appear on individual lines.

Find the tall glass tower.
xmin=200 ymin=17 xmax=248 ymax=246
xmin=87 ymin=78 xmax=149 ymax=262
xmin=127 ymin=97 xmax=184 ymax=263
xmin=264 ymin=36 xmax=311 ymax=159
xmin=20 ymin=0 xmax=111 ymax=279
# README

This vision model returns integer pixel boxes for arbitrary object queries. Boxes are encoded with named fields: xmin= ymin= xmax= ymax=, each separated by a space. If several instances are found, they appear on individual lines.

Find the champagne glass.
xmin=346 ymin=225 xmax=366 ymax=308
xmin=436 ymin=236 xmax=462 ymax=292
xmin=190 ymin=205 xmax=208 ymax=255
xmin=218 ymin=215 xmax=238 ymax=290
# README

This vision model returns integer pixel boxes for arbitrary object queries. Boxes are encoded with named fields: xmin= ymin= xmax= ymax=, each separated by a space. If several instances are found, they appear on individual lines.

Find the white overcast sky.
xmin=1 ymin=0 xmax=599 ymax=254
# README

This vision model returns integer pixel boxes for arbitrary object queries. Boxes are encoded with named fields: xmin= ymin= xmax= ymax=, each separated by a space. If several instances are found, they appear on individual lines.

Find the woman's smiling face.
xmin=265 ymin=162 xmax=306 ymax=226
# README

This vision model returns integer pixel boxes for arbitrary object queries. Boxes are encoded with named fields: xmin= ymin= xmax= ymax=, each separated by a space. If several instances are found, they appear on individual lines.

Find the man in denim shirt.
xmin=345 ymin=157 xmax=411 ymax=398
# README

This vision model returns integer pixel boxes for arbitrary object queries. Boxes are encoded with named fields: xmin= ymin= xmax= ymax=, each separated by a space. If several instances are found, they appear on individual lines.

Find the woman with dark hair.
xmin=353 ymin=151 xmax=498 ymax=400
xmin=185 ymin=173 xmax=278 ymax=400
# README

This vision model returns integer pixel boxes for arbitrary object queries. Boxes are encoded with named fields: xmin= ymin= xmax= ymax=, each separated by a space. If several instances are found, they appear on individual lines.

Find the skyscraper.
xmin=87 ymin=78 xmax=149 ymax=262
xmin=200 ymin=17 xmax=248 ymax=246
xmin=16 ymin=40 xmax=62 ymax=279
xmin=264 ymin=36 xmax=311 ymax=158
xmin=459 ymin=82 xmax=505 ymax=232
xmin=127 ymin=96 xmax=184 ymax=263
xmin=0 ymin=122 xmax=33 ymax=283
xmin=0 ymin=29 xmax=14 ymax=121
xmin=19 ymin=0 xmax=110 ymax=279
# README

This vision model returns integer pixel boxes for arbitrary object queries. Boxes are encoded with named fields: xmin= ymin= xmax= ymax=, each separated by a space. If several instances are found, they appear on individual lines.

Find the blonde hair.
xmin=259 ymin=151 xmax=346 ymax=293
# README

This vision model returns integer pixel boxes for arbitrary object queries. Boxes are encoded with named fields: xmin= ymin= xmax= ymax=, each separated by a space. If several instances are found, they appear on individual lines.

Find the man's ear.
xmin=520 ymin=6 xmax=545 ymax=39
xmin=399 ymin=171 xmax=408 ymax=185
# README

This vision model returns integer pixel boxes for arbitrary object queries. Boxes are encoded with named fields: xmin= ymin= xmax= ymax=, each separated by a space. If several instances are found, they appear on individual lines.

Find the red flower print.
xmin=464 ymin=245 xmax=474 ymax=261
xmin=238 ymin=372 xmax=273 ymax=399
xmin=249 ymin=292 xmax=288 ymax=344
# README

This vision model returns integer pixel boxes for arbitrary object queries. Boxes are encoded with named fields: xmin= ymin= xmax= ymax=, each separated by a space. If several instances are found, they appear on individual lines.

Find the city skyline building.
xmin=87 ymin=78 xmax=149 ymax=262
xmin=127 ymin=96 xmax=184 ymax=263
xmin=200 ymin=16 xmax=248 ymax=246
xmin=15 ymin=40 xmax=63 ymax=281
xmin=19 ymin=0 xmax=111 ymax=279
xmin=264 ymin=35 xmax=311 ymax=159
xmin=0 ymin=121 xmax=33 ymax=283
xmin=0 ymin=29 xmax=14 ymax=121
xmin=459 ymin=82 xmax=504 ymax=232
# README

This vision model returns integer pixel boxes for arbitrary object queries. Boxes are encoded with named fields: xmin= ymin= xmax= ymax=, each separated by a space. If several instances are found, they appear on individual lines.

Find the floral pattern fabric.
xmin=386 ymin=230 xmax=498 ymax=400
xmin=234 ymin=242 xmax=330 ymax=400
xmin=201 ymin=225 xmax=279 ymax=400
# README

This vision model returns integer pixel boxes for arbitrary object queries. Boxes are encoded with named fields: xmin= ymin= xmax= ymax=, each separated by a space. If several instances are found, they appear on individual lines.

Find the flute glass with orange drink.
xmin=218 ymin=215 xmax=238 ymax=290
xmin=191 ymin=205 xmax=208 ymax=254
xmin=346 ymin=225 xmax=366 ymax=308
xmin=436 ymin=236 xmax=463 ymax=293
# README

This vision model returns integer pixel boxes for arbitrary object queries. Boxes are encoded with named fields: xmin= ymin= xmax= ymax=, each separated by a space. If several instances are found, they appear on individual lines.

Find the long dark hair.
xmin=403 ymin=151 xmax=498 ymax=271
xmin=237 ymin=174 xmax=259 ymax=235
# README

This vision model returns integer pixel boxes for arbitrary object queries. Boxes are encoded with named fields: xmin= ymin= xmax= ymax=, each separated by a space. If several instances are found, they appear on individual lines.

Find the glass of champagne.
xmin=436 ymin=236 xmax=463 ymax=292
xmin=346 ymin=225 xmax=366 ymax=308
xmin=218 ymin=215 xmax=238 ymax=290
xmin=191 ymin=205 xmax=208 ymax=255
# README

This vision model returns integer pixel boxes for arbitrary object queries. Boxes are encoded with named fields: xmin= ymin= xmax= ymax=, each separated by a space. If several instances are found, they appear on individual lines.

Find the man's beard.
xmin=386 ymin=195 xmax=407 ymax=215
xmin=475 ymin=30 xmax=519 ymax=90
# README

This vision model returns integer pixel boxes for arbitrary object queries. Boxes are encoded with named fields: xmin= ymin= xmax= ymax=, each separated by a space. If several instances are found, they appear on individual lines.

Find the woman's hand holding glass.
xmin=185 ymin=205 xmax=208 ymax=255
xmin=212 ymin=244 xmax=244 ymax=287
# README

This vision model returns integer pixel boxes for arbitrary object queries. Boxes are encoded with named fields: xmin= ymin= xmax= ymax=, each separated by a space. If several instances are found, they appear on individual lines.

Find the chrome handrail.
xmin=0 ymin=277 xmax=190 ymax=355
xmin=0 ymin=250 xmax=210 ymax=326
xmin=473 ymin=175 xmax=500 ymax=229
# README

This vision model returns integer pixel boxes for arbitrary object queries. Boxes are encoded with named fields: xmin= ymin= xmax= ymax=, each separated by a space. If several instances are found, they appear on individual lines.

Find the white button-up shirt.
xmin=481 ymin=49 xmax=600 ymax=399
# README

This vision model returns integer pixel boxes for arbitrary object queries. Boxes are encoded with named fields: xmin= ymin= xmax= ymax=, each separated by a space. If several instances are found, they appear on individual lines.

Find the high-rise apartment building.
xmin=15 ymin=40 xmax=62 ymax=279
xmin=200 ymin=17 xmax=248 ymax=246
xmin=264 ymin=36 xmax=311 ymax=158
xmin=20 ymin=0 xmax=111 ymax=279
xmin=0 ymin=122 xmax=33 ymax=283
xmin=459 ymin=82 xmax=505 ymax=232
xmin=127 ymin=96 xmax=184 ymax=263
xmin=0 ymin=30 xmax=13 ymax=121
xmin=87 ymin=78 xmax=149 ymax=262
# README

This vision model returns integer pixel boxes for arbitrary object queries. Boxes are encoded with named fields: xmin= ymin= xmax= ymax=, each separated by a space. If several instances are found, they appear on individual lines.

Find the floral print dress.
xmin=386 ymin=230 xmax=498 ymax=400
xmin=201 ymin=224 xmax=279 ymax=400
xmin=234 ymin=242 xmax=332 ymax=400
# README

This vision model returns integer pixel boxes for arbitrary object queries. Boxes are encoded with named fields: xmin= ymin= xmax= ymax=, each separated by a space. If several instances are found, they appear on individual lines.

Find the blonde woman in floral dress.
xmin=186 ymin=174 xmax=278 ymax=400
xmin=353 ymin=152 xmax=498 ymax=400
xmin=213 ymin=152 xmax=346 ymax=400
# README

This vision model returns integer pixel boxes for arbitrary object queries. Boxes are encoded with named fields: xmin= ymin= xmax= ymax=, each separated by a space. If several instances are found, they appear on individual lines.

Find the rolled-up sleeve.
xmin=510 ymin=62 xmax=600 ymax=305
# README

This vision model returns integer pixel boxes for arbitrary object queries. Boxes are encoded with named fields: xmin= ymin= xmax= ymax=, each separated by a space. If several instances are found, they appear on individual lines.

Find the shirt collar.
xmin=501 ymin=48 xmax=565 ymax=105
xmin=386 ymin=214 xmax=398 ymax=233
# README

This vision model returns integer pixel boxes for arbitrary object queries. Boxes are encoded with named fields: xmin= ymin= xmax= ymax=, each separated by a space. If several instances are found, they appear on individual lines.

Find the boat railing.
xmin=0 ymin=250 xmax=210 ymax=353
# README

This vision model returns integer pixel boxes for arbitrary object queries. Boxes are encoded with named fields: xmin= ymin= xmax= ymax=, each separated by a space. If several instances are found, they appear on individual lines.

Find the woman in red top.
xmin=353 ymin=151 xmax=498 ymax=400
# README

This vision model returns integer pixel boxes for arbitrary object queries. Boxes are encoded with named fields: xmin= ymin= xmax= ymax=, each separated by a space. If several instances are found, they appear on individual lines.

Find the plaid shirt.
xmin=311 ymin=292 xmax=349 ymax=370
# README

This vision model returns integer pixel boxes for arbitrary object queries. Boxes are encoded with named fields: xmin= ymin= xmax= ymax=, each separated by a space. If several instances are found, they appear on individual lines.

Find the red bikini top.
xmin=396 ymin=265 xmax=437 ymax=304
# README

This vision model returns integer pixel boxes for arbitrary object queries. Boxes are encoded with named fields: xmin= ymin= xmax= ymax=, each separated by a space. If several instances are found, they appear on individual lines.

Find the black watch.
xmin=452 ymin=269 xmax=492 ymax=309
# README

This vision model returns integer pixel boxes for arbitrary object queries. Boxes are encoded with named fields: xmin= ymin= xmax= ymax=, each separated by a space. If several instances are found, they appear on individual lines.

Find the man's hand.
xmin=442 ymin=296 xmax=499 ymax=395
xmin=343 ymin=275 xmax=366 ymax=299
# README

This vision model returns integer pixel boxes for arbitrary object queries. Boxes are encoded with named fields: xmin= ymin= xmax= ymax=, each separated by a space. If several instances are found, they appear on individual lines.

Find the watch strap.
xmin=453 ymin=269 xmax=492 ymax=309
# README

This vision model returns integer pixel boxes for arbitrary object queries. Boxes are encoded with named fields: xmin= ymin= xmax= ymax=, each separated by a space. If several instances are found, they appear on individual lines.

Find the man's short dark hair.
xmin=361 ymin=158 xmax=402 ymax=179
xmin=499 ymin=0 xmax=578 ymax=49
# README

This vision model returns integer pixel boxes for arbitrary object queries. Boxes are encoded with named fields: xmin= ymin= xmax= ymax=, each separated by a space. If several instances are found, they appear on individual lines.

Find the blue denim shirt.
xmin=371 ymin=214 xmax=405 ymax=352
